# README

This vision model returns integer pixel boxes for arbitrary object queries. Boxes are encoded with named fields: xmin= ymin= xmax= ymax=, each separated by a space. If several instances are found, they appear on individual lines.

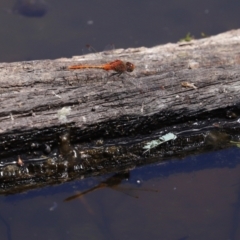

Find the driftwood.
xmin=1 ymin=29 xmax=240 ymax=193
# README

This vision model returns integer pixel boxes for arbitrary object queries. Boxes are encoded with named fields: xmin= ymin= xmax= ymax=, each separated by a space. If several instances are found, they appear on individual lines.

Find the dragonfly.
xmin=68 ymin=59 xmax=135 ymax=77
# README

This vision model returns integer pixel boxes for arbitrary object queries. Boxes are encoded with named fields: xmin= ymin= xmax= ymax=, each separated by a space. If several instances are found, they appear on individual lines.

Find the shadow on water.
xmin=11 ymin=0 xmax=48 ymax=18
xmin=64 ymin=171 xmax=158 ymax=202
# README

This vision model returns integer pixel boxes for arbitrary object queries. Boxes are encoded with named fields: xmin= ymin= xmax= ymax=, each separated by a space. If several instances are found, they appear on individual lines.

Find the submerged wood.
xmin=1 ymin=29 xmax=240 ymax=193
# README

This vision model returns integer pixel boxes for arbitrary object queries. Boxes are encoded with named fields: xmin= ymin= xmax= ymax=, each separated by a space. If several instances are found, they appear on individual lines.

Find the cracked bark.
xmin=1 ymin=30 xmax=240 ymax=145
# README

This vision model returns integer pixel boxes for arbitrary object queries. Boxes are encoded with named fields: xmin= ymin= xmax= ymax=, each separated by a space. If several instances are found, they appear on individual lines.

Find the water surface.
xmin=1 ymin=147 xmax=240 ymax=239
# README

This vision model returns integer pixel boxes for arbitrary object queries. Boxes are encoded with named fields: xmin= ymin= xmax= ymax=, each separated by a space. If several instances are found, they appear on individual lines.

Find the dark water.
xmin=1 ymin=147 xmax=240 ymax=240
xmin=0 ymin=0 xmax=240 ymax=62
xmin=1 ymin=0 xmax=240 ymax=239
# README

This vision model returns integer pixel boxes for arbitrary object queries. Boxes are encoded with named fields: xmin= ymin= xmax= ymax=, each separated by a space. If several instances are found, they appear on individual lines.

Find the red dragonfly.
xmin=68 ymin=59 xmax=135 ymax=76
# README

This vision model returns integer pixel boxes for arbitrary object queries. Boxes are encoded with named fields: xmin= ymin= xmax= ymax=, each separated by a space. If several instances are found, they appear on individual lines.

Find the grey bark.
xmin=1 ymin=30 xmax=240 ymax=135
xmin=1 ymin=30 xmax=240 ymax=193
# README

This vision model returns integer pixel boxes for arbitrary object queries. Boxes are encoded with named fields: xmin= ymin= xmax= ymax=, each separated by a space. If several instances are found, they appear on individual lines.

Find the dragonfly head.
xmin=126 ymin=62 xmax=135 ymax=72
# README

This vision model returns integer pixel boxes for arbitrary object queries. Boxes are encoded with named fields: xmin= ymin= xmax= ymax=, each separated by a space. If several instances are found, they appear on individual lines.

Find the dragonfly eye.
xmin=126 ymin=62 xmax=135 ymax=72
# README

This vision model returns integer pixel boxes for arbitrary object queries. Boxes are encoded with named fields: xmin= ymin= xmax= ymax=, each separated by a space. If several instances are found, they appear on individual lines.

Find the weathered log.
xmin=1 ymin=29 xmax=240 ymax=193
xmin=1 ymin=29 xmax=240 ymax=144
